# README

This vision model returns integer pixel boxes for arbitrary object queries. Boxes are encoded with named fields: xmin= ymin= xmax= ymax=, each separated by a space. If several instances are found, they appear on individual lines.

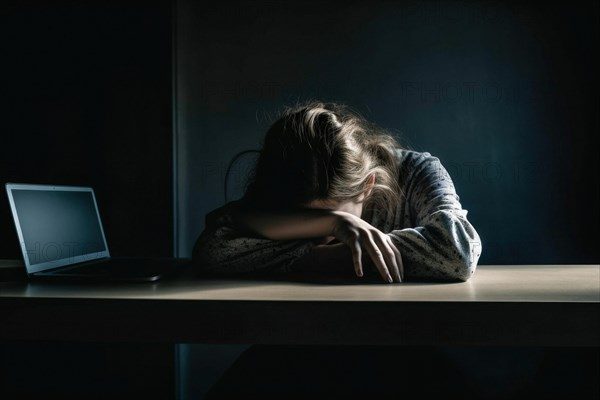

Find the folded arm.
xmin=386 ymin=154 xmax=482 ymax=281
xmin=192 ymin=202 xmax=319 ymax=275
xmin=192 ymin=202 xmax=402 ymax=282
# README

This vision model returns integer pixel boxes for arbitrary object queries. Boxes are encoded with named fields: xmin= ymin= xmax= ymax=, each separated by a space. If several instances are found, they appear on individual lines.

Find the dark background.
xmin=1 ymin=0 xmax=598 ymax=399
xmin=0 ymin=1 xmax=173 ymax=261
xmin=0 ymin=1 xmax=174 ymax=399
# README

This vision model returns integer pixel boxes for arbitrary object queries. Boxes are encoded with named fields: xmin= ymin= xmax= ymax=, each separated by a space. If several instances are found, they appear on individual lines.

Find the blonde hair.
xmin=243 ymin=100 xmax=403 ymax=216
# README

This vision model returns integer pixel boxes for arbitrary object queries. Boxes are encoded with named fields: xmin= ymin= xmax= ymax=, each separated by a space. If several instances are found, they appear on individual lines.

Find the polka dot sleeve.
xmin=192 ymin=200 xmax=316 ymax=275
xmin=383 ymin=150 xmax=482 ymax=281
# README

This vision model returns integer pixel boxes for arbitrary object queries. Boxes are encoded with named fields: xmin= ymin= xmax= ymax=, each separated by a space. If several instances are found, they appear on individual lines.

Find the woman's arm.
xmin=386 ymin=153 xmax=482 ymax=282
xmin=237 ymin=206 xmax=402 ymax=282
xmin=193 ymin=201 xmax=402 ymax=282
xmin=192 ymin=201 xmax=318 ymax=276
xmin=234 ymin=207 xmax=339 ymax=241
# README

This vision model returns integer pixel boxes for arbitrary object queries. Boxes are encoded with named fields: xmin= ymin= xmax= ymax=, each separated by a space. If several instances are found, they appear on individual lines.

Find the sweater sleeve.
xmin=192 ymin=200 xmax=317 ymax=276
xmin=387 ymin=153 xmax=482 ymax=282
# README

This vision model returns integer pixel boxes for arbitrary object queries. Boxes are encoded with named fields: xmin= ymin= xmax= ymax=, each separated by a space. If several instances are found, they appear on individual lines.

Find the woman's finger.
xmin=351 ymin=240 xmax=363 ymax=277
xmin=374 ymin=233 xmax=401 ymax=283
xmin=363 ymin=234 xmax=393 ymax=283
xmin=387 ymin=236 xmax=404 ymax=282
xmin=340 ymin=227 xmax=363 ymax=278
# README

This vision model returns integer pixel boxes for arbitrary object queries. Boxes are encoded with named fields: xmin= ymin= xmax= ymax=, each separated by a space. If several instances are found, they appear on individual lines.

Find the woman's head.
xmin=243 ymin=101 xmax=402 ymax=217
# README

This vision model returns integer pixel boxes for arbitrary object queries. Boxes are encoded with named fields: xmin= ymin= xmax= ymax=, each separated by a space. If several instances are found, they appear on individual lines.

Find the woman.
xmin=193 ymin=101 xmax=482 ymax=282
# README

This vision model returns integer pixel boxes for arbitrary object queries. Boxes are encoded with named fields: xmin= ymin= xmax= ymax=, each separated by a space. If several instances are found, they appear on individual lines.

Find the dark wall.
xmin=0 ymin=1 xmax=173 ymax=260
xmin=177 ymin=0 xmax=598 ymax=264
xmin=0 ymin=2 xmax=175 ymax=399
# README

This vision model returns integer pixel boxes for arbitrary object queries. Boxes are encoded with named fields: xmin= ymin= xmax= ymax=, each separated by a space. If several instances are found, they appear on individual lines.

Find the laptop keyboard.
xmin=57 ymin=258 xmax=187 ymax=277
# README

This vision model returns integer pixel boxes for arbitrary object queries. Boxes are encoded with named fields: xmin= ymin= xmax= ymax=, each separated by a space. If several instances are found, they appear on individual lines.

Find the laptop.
xmin=5 ymin=182 xmax=191 ymax=282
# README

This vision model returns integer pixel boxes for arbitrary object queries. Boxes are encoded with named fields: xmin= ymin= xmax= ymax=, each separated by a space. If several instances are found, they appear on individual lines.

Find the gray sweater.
xmin=192 ymin=149 xmax=482 ymax=281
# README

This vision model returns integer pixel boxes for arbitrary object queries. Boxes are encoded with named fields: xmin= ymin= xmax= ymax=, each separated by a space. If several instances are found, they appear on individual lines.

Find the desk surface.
xmin=1 ymin=264 xmax=598 ymax=302
xmin=1 ymin=264 xmax=598 ymax=346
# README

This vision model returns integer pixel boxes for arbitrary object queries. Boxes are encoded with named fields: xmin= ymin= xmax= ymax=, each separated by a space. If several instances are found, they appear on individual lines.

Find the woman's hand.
xmin=332 ymin=211 xmax=404 ymax=283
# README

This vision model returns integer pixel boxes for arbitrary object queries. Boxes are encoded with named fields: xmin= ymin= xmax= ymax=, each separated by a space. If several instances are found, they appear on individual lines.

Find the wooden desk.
xmin=0 ymin=264 xmax=598 ymax=346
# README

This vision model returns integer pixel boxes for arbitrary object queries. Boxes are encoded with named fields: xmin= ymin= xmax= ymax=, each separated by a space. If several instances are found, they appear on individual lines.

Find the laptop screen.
xmin=5 ymin=184 xmax=110 ymax=274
